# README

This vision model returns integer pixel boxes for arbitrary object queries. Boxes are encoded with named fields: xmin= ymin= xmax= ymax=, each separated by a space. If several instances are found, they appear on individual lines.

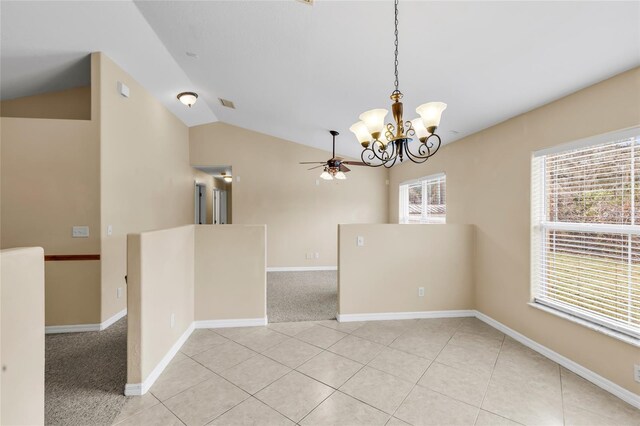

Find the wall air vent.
xmin=218 ymin=98 xmax=236 ymax=109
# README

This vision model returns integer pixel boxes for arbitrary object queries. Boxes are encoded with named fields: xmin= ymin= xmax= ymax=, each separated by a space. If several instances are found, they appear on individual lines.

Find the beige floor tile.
xmin=474 ymin=410 xmax=521 ymax=426
xmin=458 ymin=318 xmax=505 ymax=340
xmin=300 ymin=391 xmax=390 ymax=426
xmin=169 ymin=351 xmax=189 ymax=365
xmin=181 ymin=329 xmax=228 ymax=357
xmin=563 ymin=403 xmax=625 ymax=426
xmin=263 ymin=337 xmax=323 ymax=368
xmin=418 ymin=361 xmax=489 ymax=407
xmin=435 ymin=343 xmax=499 ymax=377
xmin=219 ymin=354 xmax=291 ymax=394
xmin=448 ymin=331 xmax=504 ymax=352
xmin=214 ymin=326 xmax=265 ymax=340
xmin=351 ymin=321 xmax=409 ymax=345
xmin=112 ymin=393 xmax=160 ymax=425
xmin=395 ymin=386 xmax=479 ymax=426
xmin=498 ymin=337 xmax=558 ymax=376
xmin=561 ymin=368 xmax=640 ymax=425
xmin=482 ymin=357 xmax=563 ymax=426
xmin=389 ymin=329 xmax=451 ymax=359
xmin=192 ymin=340 xmax=257 ymax=373
xmin=385 ymin=417 xmax=411 ymax=426
xmin=339 ymin=366 xmax=413 ymax=415
xmin=327 ymin=335 xmax=385 ymax=364
xmin=316 ymin=320 xmax=366 ymax=334
xmin=297 ymin=351 xmax=363 ymax=389
xmin=150 ymin=357 xmax=215 ymax=401
xmin=115 ymin=403 xmax=183 ymax=426
xmin=207 ymin=397 xmax=295 ymax=426
xmin=295 ymin=325 xmax=347 ymax=349
xmin=164 ymin=375 xmax=249 ymax=426
xmin=256 ymin=371 xmax=334 ymax=422
xmin=234 ymin=327 xmax=289 ymax=353
xmin=368 ymin=347 xmax=432 ymax=383
xmin=268 ymin=321 xmax=317 ymax=337
xmin=415 ymin=317 xmax=464 ymax=332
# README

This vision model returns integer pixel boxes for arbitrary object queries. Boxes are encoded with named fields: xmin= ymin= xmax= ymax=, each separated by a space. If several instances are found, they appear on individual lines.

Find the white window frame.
xmin=531 ymin=127 xmax=640 ymax=342
xmin=399 ymin=173 xmax=446 ymax=224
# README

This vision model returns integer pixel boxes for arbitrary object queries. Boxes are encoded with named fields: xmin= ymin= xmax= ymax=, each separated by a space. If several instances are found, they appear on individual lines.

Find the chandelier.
xmin=350 ymin=0 xmax=447 ymax=168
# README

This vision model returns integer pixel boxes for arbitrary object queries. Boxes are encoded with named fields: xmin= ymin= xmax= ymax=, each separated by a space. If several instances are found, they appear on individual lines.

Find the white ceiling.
xmin=2 ymin=1 xmax=639 ymax=158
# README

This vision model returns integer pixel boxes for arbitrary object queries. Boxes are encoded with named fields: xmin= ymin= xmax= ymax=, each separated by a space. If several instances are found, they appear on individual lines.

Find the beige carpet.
xmin=267 ymin=271 xmax=337 ymax=323
xmin=45 ymin=317 xmax=127 ymax=425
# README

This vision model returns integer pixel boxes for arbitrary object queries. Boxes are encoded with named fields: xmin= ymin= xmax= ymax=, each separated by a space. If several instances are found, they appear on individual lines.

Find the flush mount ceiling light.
xmin=220 ymin=172 xmax=232 ymax=183
xmin=177 ymin=91 xmax=198 ymax=107
xmin=350 ymin=0 xmax=447 ymax=168
xmin=300 ymin=130 xmax=366 ymax=181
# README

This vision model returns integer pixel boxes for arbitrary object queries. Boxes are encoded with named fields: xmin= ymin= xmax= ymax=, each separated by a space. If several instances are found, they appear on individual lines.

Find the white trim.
xmin=533 ymin=126 xmax=640 ymax=157
xmin=475 ymin=310 xmax=640 ymax=410
xmin=100 ymin=308 xmax=127 ymax=330
xmin=194 ymin=317 xmax=267 ymax=329
xmin=266 ymin=266 xmax=337 ymax=272
xmin=45 ymin=308 xmax=128 ymax=334
xmin=399 ymin=172 xmax=446 ymax=186
xmin=124 ymin=322 xmax=195 ymax=396
xmin=45 ymin=323 xmax=101 ymax=334
xmin=336 ymin=310 xmax=476 ymax=322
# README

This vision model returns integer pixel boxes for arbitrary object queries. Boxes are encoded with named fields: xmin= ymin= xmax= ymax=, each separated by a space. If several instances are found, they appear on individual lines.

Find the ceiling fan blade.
xmin=307 ymin=165 xmax=325 ymax=170
xmin=339 ymin=164 xmax=351 ymax=172
xmin=299 ymin=161 xmax=326 ymax=164
xmin=342 ymin=161 xmax=368 ymax=166
xmin=332 ymin=157 xmax=344 ymax=161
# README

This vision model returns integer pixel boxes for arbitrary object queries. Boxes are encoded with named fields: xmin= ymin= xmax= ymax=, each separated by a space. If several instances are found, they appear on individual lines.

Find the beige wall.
xmin=99 ymin=53 xmax=196 ymax=323
xmin=0 ymin=86 xmax=91 ymax=120
xmin=195 ymin=225 xmax=266 ymax=321
xmin=1 ymin=247 xmax=45 ymax=426
xmin=190 ymin=123 xmax=389 ymax=268
xmin=388 ymin=67 xmax=640 ymax=394
xmin=338 ymin=224 xmax=475 ymax=315
xmin=126 ymin=226 xmax=194 ymax=384
xmin=0 ymin=57 xmax=101 ymax=325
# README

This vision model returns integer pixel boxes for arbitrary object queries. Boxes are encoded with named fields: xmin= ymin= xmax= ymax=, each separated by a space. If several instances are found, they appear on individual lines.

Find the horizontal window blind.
xmin=399 ymin=174 xmax=446 ymax=224
xmin=532 ymin=135 xmax=640 ymax=338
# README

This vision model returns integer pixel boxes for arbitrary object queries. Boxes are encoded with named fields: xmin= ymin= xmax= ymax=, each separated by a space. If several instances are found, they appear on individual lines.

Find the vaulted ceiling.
xmin=2 ymin=1 xmax=639 ymax=158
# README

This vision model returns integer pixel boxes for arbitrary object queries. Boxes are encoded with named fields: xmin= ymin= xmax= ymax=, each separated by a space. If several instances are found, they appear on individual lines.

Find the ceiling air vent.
xmin=219 ymin=98 xmax=236 ymax=109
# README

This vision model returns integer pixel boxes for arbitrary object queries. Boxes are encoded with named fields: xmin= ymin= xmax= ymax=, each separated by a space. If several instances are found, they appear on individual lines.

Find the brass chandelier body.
xmin=350 ymin=0 xmax=447 ymax=168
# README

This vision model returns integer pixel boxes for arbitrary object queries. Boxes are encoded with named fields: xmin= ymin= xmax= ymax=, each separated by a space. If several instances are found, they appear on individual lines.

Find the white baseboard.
xmin=336 ymin=310 xmax=476 ymax=322
xmin=124 ymin=322 xmax=195 ymax=396
xmin=45 ymin=308 xmax=128 ymax=334
xmin=194 ymin=317 xmax=267 ymax=329
xmin=474 ymin=311 xmax=640 ymax=410
xmin=100 ymin=309 xmax=127 ymax=330
xmin=266 ymin=266 xmax=338 ymax=272
xmin=45 ymin=323 xmax=101 ymax=334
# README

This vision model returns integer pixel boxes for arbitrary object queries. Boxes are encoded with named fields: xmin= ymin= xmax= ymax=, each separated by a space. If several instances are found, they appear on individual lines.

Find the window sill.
xmin=528 ymin=302 xmax=640 ymax=348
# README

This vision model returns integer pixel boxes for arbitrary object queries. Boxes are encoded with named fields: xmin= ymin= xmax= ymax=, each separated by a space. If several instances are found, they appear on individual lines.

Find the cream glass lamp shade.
xmin=177 ymin=92 xmax=198 ymax=107
xmin=359 ymin=109 xmax=388 ymax=138
xmin=320 ymin=170 xmax=333 ymax=180
xmin=335 ymin=171 xmax=347 ymax=180
xmin=416 ymin=102 xmax=447 ymax=132
xmin=350 ymin=122 xmax=371 ymax=147
xmin=410 ymin=118 xmax=429 ymax=141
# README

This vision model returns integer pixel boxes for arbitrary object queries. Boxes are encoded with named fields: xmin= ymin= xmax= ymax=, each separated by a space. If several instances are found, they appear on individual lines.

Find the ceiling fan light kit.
xmin=300 ymin=130 xmax=367 ymax=181
xmin=350 ymin=0 xmax=447 ymax=168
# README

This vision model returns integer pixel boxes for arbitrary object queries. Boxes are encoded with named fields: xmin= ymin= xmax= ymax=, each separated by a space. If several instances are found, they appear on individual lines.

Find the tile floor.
xmin=112 ymin=318 xmax=640 ymax=426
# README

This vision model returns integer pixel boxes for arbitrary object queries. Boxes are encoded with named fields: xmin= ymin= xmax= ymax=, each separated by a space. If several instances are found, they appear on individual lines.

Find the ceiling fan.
xmin=300 ymin=130 xmax=367 ymax=180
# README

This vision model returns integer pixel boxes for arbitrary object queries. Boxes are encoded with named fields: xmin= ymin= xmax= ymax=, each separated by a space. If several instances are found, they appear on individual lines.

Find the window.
xmin=531 ymin=130 xmax=640 ymax=339
xmin=399 ymin=173 xmax=446 ymax=224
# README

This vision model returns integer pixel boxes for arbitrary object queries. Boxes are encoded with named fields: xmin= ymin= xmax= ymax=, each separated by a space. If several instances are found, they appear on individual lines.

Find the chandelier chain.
xmin=393 ymin=0 xmax=399 ymax=93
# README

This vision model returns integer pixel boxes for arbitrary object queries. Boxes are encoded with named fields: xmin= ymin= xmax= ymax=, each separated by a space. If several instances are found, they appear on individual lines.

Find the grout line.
xmin=473 ymin=333 xmax=505 ymax=425
xmin=559 ymin=365 xmax=567 ymax=426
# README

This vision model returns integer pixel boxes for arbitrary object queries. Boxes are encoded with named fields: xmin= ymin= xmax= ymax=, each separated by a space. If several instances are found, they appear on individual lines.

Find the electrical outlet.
xmin=418 ymin=287 xmax=425 ymax=297
xmin=107 ymin=224 xmax=113 ymax=236
xmin=357 ymin=236 xmax=364 ymax=247
xmin=634 ymin=364 xmax=640 ymax=383
xmin=116 ymin=287 xmax=122 ymax=299
xmin=170 ymin=313 xmax=175 ymax=328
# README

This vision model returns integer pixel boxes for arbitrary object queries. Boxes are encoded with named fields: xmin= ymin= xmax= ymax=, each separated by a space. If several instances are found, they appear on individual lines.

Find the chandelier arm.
xmin=403 ymin=133 xmax=442 ymax=164
xmin=361 ymin=143 xmax=392 ymax=167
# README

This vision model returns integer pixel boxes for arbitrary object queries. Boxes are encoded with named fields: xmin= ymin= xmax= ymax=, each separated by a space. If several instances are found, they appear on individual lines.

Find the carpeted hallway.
xmin=267 ymin=270 xmax=337 ymax=323
xmin=45 ymin=317 xmax=128 ymax=425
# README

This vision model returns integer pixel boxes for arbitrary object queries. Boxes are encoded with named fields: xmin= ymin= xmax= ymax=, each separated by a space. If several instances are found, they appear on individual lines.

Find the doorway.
xmin=192 ymin=165 xmax=233 ymax=224
xmin=194 ymin=183 xmax=207 ymax=225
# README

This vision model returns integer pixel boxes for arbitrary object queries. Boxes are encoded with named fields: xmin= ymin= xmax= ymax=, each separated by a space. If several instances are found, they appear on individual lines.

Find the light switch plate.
xmin=107 ymin=225 xmax=113 ymax=236
xmin=72 ymin=226 xmax=89 ymax=238
xmin=357 ymin=236 xmax=364 ymax=247
xmin=634 ymin=364 xmax=640 ymax=383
